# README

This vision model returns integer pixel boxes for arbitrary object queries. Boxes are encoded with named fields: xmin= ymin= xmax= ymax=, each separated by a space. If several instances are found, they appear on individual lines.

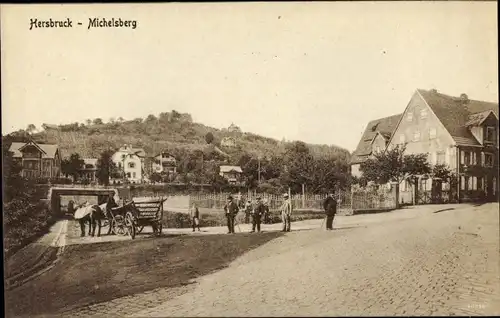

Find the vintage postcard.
xmin=2 ymin=2 xmax=499 ymax=317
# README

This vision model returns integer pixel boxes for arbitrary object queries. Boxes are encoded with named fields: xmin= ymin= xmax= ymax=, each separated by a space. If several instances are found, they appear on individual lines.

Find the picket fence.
xmin=188 ymin=191 xmax=353 ymax=212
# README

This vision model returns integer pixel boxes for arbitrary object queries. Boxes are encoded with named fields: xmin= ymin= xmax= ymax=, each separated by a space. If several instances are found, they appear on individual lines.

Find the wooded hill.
xmin=13 ymin=110 xmax=350 ymax=163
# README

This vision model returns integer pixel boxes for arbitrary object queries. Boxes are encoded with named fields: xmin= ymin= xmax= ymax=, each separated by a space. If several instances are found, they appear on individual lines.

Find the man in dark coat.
xmin=224 ymin=196 xmax=239 ymax=234
xmin=251 ymin=197 xmax=265 ymax=233
xmin=323 ymin=193 xmax=337 ymax=230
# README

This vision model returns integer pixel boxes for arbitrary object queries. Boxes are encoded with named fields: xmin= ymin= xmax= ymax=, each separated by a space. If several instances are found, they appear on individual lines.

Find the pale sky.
xmin=1 ymin=2 xmax=498 ymax=152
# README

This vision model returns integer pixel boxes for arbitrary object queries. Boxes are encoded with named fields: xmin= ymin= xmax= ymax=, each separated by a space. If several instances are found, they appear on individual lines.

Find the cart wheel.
xmin=125 ymin=212 xmax=136 ymax=240
xmin=113 ymin=215 xmax=127 ymax=236
xmin=137 ymin=226 xmax=145 ymax=234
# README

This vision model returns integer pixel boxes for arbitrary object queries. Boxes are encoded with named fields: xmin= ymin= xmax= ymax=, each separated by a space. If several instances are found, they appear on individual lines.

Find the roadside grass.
xmin=4 ymin=231 xmax=284 ymax=316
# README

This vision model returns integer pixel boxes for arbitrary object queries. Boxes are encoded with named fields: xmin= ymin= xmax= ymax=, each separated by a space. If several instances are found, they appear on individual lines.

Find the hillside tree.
xmin=61 ymin=153 xmax=85 ymax=181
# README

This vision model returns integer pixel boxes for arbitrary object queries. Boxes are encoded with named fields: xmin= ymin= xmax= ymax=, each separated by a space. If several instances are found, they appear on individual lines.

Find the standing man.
xmin=190 ymin=202 xmax=201 ymax=232
xmin=224 ymin=196 xmax=239 ymax=234
xmin=244 ymin=200 xmax=253 ymax=224
xmin=263 ymin=198 xmax=271 ymax=224
xmin=281 ymin=193 xmax=292 ymax=232
xmin=323 ymin=192 xmax=337 ymax=230
xmin=251 ymin=197 xmax=265 ymax=233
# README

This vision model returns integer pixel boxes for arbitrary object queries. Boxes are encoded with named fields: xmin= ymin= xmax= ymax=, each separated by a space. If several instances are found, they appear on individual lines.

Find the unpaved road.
xmin=62 ymin=203 xmax=500 ymax=317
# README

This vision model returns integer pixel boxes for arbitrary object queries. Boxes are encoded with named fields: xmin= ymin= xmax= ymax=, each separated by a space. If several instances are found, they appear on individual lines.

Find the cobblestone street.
xmin=64 ymin=203 xmax=500 ymax=316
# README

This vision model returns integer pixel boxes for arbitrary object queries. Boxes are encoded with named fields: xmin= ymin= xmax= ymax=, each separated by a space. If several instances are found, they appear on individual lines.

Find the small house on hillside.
xmin=152 ymin=151 xmax=177 ymax=174
xmin=111 ymin=144 xmax=146 ymax=183
xmin=8 ymin=139 xmax=62 ymax=179
xmin=220 ymin=165 xmax=243 ymax=184
xmin=79 ymin=158 xmax=98 ymax=181
xmin=221 ymin=136 xmax=237 ymax=148
xmin=228 ymin=123 xmax=242 ymax=133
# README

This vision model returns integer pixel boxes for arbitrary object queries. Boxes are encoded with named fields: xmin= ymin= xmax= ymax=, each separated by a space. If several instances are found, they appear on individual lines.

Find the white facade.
xmin=112 ymin=145 xmax=145 ymax=183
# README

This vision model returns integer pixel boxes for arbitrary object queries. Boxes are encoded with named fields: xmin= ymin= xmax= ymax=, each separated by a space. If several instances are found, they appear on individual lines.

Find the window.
xmin=118 ymin=162 xmax=122 ymax=168
xmin=468 ymin=177 xmax=474 ymax=190
xmin=485 ymin=153 xmax=493 ymax=167
xmin=420 ymin=109 xmax=428 ymax=119
xmin=407 ymin=112 xmax=413 ymax=121
xmin=460 ymin=176 xmax=466 ymax=190
xmin=413 ymin=130 xmax=421 ymax=142
xmin=128 ymin=162 xmax=135 ymax=168
xmin=464 ymin=152 xmax=471 ymax=165
xmin=126 ymin=172 xmax=131 ymax=178
xmin=429 ymin=128 xmax=437 ymax=140
xmin=399 ymin=134 xmax=406 ymax=144
xmin=375 ymin=145 xmax=381 ymax=153
xmin=132 ymin=172 xmax=136 ymax=178
xmin=436 ymin=152 xmax=445 ymax=165
xmin=471 ymin=152 xmax=477 ymax=165
xmin=121 ymin=154 xmax=125 ymax=160
xmin=486 ymin=127 xmax=496 ymax=143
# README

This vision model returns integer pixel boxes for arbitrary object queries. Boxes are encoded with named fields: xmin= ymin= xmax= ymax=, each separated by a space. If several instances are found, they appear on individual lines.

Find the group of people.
xmin=188 ymin=191 xmax=338 ymax=234
xmin=224 ymin=193 xmax=293 ymax=234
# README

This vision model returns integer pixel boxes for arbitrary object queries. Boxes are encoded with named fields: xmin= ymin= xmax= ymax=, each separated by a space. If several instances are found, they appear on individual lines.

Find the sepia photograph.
xmin=1 ymin=2 xmax=499 ymax=317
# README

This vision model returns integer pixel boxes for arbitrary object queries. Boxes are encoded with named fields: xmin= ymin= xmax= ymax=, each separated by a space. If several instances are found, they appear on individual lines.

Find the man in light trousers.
xmin=281 ymin=193 xmax=292 ymax=232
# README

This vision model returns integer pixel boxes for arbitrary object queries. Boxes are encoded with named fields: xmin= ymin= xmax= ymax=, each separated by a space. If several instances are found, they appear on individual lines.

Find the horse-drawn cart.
xmin=129 ymin=197 xmax=167 ymax=239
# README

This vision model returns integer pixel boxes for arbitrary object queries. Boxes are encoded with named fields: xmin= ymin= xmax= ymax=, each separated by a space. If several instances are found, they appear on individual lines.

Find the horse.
xmin=74 ymin=196 xmax=119 ymax=237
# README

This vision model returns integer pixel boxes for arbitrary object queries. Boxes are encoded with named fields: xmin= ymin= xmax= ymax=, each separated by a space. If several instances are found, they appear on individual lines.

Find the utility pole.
xmin=258 ymin=157 xmax=261 ymax=184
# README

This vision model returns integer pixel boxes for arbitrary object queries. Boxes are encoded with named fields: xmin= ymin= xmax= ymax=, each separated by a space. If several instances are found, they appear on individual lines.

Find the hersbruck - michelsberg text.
xmin=30 ymin=18 xmax=73 ymax=30
xmin=88 ymin=18 xmax=137 ymax=30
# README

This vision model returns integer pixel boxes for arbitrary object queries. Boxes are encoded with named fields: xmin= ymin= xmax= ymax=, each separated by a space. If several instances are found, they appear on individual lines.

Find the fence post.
xmin=302 ymin=184 xmax=305 ymax=209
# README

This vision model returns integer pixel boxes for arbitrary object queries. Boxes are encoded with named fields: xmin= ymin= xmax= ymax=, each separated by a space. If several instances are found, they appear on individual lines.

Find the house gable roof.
xmin=220 ymin=165 xmax=243 ymax=173
xmin=465 ymin=110 xmax=498 ymax=127
xmin=351 ymin=113 xmax=402 ymax=164
xmin=9 ymin=141 xmax=59 ymax=159
xmin=417 ymin=89 xmax=499 ymax=147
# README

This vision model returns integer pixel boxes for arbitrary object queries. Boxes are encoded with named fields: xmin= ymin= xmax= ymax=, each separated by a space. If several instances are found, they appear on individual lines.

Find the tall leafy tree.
xmin=96 ymin=150 xmax=116 ymax=185
xmin=360 ymin=144 xmax=431 ymax=205
xmin=205 ymin=132 xmax=214 ymax=145
xmin=61 ymin=153 xmax=85 ymax=181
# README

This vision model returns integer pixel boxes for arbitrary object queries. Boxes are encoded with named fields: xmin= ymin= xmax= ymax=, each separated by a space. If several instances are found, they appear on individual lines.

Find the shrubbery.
xmin=3 ymin=144 xmax=56 ymax=258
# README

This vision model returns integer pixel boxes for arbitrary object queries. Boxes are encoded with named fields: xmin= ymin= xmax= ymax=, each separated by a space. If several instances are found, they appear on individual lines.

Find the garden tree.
xmin=93 ymin=118 xmax=103 ymax=125
xmin=309 ymin=157 xmax=347 ymax=194
xmin=282 ymin=141 xmax=315 ymax=193
xmin=61 ymin=153 xmax=85 ymax=181
xmin=96 ymin=150 xmax=117 ymax=185
xmin=360 ymin=144 xmax=431 ymax=206
xmin=205 ymin=132 xmax=214 ymax=145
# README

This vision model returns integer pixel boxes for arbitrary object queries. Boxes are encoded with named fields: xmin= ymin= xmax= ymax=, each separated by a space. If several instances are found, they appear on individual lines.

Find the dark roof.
xmin=351 ymin=113 xmax=402 ymax=164
xmin=465 ymin=110 xmax=497 ymax=127
xmin=417 ymin=89 xmax=499 ymax=146
xmin=9 ymin=141 xmax=59 ymax=159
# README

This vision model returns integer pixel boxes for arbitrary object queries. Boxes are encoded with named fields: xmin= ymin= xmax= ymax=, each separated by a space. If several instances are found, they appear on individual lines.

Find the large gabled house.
xmin=350 ymin=113 xmax=402 ymax=177
xmin=352 ymin=88 xmax=499 ymax=204
xmin=8 ymin=139 xmax=62 ymax=179
xmin=111 ymin=144 xmax=146 ymax=183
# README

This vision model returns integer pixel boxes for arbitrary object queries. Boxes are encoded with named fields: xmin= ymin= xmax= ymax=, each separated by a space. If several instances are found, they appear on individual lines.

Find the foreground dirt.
xmin=4 ymin=232 xmax=283 ymax=316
